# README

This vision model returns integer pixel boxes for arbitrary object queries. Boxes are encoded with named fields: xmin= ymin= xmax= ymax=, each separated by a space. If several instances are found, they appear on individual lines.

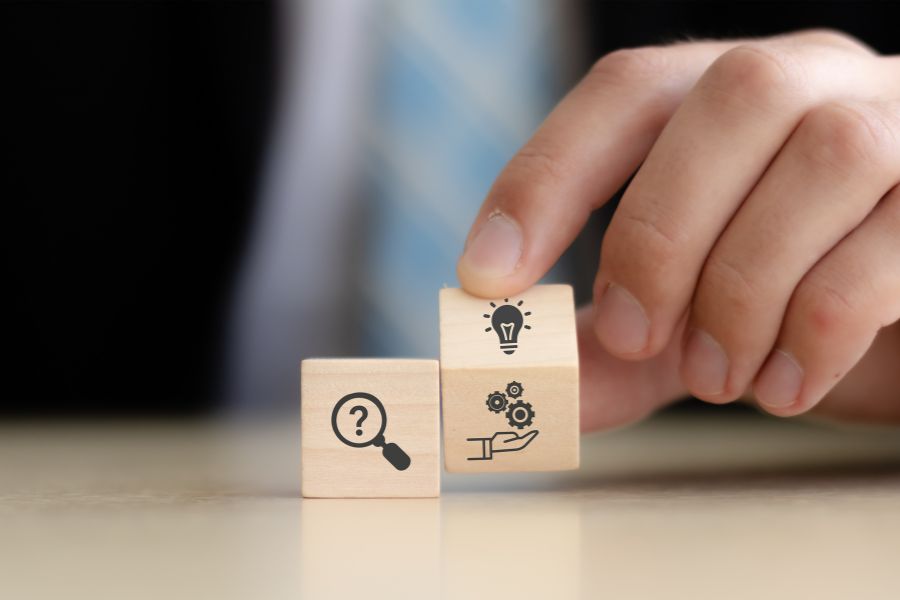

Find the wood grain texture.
xmin=439 ymin=285 xmax=579 ymax=472
xmin=301 ymin=359 xmax=440 ymax=497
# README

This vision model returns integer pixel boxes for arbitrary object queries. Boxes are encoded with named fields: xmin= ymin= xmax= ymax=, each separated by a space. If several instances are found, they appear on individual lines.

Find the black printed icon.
xmin=331 ymin=392 xmax=411 ymax=471
xmin=466 ymin=431 xmax=539 ymax=461
xmin=468 ymin=380 xmax=538 ymax=461
xmin=486 ymin=391 xmax=508 ymax=413
xmin=506 ymin=400 xmax=535 ymax=429
xmin=484 ymin=299 xmax=531 ymax=355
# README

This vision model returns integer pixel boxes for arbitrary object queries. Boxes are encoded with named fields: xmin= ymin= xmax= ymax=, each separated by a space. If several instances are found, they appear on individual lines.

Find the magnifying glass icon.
xmin=331 ymin=392 xmax=411 ymax=471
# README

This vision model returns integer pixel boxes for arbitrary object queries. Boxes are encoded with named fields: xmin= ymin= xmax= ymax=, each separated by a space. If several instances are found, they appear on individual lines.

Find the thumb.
xmin=578 ymin=305 xmax=687 ymax=431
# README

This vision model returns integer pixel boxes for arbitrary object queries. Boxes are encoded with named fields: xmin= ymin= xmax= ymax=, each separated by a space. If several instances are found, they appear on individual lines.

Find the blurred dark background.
xmin=3 ymin=1 xmax=899 ymax=417
xmin=3 ymin=2 xmax=275 ymax=415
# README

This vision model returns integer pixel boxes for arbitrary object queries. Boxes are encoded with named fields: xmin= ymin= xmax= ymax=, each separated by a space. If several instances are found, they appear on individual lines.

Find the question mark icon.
xmin=331 ymin=393 xmax=411 ymax=471
xmin=350 ymin=405 xmax=368 ymax=436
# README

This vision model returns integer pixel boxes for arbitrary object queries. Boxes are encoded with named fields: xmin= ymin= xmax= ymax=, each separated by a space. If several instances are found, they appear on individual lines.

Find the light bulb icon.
xmin=484 ymin=299 xmax=532 ymax=355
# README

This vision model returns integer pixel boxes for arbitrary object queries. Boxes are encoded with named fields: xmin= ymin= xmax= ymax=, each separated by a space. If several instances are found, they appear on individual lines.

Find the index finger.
xmin=456 ymin=41 xmax=734 ymax=298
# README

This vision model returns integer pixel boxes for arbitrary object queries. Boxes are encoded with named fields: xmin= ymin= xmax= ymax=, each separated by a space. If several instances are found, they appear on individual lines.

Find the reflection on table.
xmin=1 ymin=414 xmax=899 ymax=599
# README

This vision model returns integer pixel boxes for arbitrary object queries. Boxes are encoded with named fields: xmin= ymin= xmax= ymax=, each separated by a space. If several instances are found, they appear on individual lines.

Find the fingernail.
xmin=755 ymin=350 xmax=803 ymax=408
xmin=594 ymin=283 xmax=650 ymax=355
xmin=682 ymin=329 xmax=729 ymax=396
xmin=459 ymin=213 xmax=522 ymax=279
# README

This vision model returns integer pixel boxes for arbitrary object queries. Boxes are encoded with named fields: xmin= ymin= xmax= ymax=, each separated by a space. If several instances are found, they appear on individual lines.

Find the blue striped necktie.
xmin=358 ymin=0 xmax=568 ymax=357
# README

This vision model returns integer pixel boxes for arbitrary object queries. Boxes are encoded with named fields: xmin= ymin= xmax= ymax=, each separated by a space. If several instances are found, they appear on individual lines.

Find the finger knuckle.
xmin=494 ymin=143 xmax=571 ymax=203
xmin=603 ymin=205 xmax=684 ymax=279
xmin=799 ymin=103 xmax=895 ymax=174
xmin=794 ymin=271 xmax=861 ymax=338
xmin=791 ymin=28 xmax=872 ymax=54
xmin=590 ymin=47 xmax=670 ymax=85
xmin=701 ymin=45 xmax=806 ymax=110
xmin=700 ymin=253 xmax=766 ymax=315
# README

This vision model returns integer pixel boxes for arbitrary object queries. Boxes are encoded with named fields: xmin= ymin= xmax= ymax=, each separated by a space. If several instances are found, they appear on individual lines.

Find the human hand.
xmin=456 ymin=30 xmax=900 ymax=430
xmin=467 ymin=430 xmax=540 ymax=460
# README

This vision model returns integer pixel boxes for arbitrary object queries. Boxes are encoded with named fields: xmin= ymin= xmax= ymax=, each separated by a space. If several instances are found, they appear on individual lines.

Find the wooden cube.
xmin=439 ymin=284 xmax=580 ymax=472
xmin=301 ymin=359 xmax=440 ymax=497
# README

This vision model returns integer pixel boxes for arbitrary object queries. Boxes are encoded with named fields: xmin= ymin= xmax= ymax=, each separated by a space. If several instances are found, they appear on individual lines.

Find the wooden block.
xmin=301 ymin=359 xmax=440 ymax=497
xmin=439 ymin=284 xmax=579 ymax=472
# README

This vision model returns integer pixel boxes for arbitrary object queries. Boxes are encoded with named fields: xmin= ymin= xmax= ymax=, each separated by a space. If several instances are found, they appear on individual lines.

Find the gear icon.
xmin=505 ymin=381 xmax=524 ymax=399
xmin=506 ymin=400 xmax=535 ymax=429
xmin=486 ymin=391 xmax=508 ymax=413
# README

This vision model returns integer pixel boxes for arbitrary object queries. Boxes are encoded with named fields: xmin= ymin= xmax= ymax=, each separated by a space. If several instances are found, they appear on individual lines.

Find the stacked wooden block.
xmin=301 ymin=284 xmax=579 ymax=497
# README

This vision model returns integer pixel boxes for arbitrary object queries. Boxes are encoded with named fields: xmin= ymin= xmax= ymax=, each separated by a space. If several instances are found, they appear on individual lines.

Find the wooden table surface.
xmin=1 ymin=413 xmax=899 ymax=599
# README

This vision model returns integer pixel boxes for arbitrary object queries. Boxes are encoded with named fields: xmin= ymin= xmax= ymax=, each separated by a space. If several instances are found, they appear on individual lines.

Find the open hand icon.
xmin=466 ymin=430 xmax=539 ymax=461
